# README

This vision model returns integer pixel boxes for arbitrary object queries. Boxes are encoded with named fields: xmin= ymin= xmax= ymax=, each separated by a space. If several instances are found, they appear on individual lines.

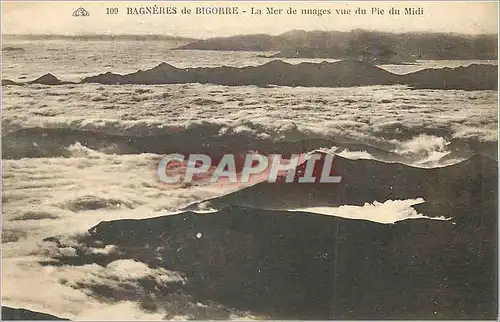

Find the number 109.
xmin=106 ymin=7 xmax=119 ymax=14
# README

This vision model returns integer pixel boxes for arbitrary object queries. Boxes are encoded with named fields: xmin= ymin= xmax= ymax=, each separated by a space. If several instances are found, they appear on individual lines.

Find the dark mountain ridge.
xmin=2 ymin=60 xmax=497 ymax=90
xmin=43 ymin=154 xmax=497 ymax=319
xmin=81 ymin=59 xmax=400 ymax=87
xmin=82 ymin=205 xmax=495 ymax=319
xmin=175 ymin=30 xmax=498 ymax=61
xmin=3 ymin=127 xmax=496 ymax=161
xmin=185 ymin=153 xmax=497 ymax=225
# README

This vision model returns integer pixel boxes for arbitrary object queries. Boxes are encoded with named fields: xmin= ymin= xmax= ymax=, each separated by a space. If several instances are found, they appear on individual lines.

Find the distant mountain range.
xmin=5 ymin=30 xmax=497 ymax=62
xmin=175 ymin=30 xmax=498 ymax=62
xmin=3 ymin=34 xmax=196 ymax=42
xmin=3 ymin=60 xmax=498 ymax=90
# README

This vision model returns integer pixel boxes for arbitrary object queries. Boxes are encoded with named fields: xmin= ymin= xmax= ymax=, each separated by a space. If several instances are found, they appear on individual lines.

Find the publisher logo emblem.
xmin=72 ymin=7 xmax=90 ymax=17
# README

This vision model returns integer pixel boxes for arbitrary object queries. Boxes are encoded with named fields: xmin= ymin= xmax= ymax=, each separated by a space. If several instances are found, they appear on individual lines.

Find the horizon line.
xmin=3 ymin=29 xmax=498 ymax=39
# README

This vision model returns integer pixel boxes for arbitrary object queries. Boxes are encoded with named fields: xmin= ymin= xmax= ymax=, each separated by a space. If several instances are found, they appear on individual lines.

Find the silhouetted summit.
xmin=29 ymin=73 xmax=64 ymax=85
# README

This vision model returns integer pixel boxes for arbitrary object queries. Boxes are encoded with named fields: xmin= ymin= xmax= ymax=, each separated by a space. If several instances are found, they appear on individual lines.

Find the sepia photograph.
xmin=1 ymin=1 xmax=498 ymax=320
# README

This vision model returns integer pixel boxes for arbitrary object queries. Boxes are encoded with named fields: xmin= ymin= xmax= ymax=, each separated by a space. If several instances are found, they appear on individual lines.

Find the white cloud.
xmin=288 ymin=198 xmax=450 ymax=224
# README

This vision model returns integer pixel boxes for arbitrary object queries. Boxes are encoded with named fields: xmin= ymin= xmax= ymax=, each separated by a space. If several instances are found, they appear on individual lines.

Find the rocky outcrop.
xmin=2 ymin=307 xmax=69 ymax=320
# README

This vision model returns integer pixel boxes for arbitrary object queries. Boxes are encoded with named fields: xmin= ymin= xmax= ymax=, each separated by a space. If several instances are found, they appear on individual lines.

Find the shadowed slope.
xmin=43 ymin=155 xmax=497 ymax=319
xmin=187 ymin=153 xmax=497 ymax=223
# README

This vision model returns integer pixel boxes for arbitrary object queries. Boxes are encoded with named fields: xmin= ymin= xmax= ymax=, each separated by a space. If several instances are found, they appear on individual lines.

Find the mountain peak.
xmin=152 ymin=62 xmax=177 ymax=71
xmin=32 ymin=73 xmax=61 ymax=85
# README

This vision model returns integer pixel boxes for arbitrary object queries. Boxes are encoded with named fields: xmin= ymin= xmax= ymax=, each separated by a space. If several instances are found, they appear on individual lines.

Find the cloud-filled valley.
xmin=1 ymin=37 xmax=498 ymax=320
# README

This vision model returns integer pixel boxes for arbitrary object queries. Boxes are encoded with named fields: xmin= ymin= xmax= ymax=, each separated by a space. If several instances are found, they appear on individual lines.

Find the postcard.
xmin=1 ymin=1 xmax=498 ymax=320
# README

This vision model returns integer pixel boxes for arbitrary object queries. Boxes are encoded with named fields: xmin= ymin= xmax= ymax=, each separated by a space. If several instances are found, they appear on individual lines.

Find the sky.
xmin=2 ymin=1 xmax=498 ymax=38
